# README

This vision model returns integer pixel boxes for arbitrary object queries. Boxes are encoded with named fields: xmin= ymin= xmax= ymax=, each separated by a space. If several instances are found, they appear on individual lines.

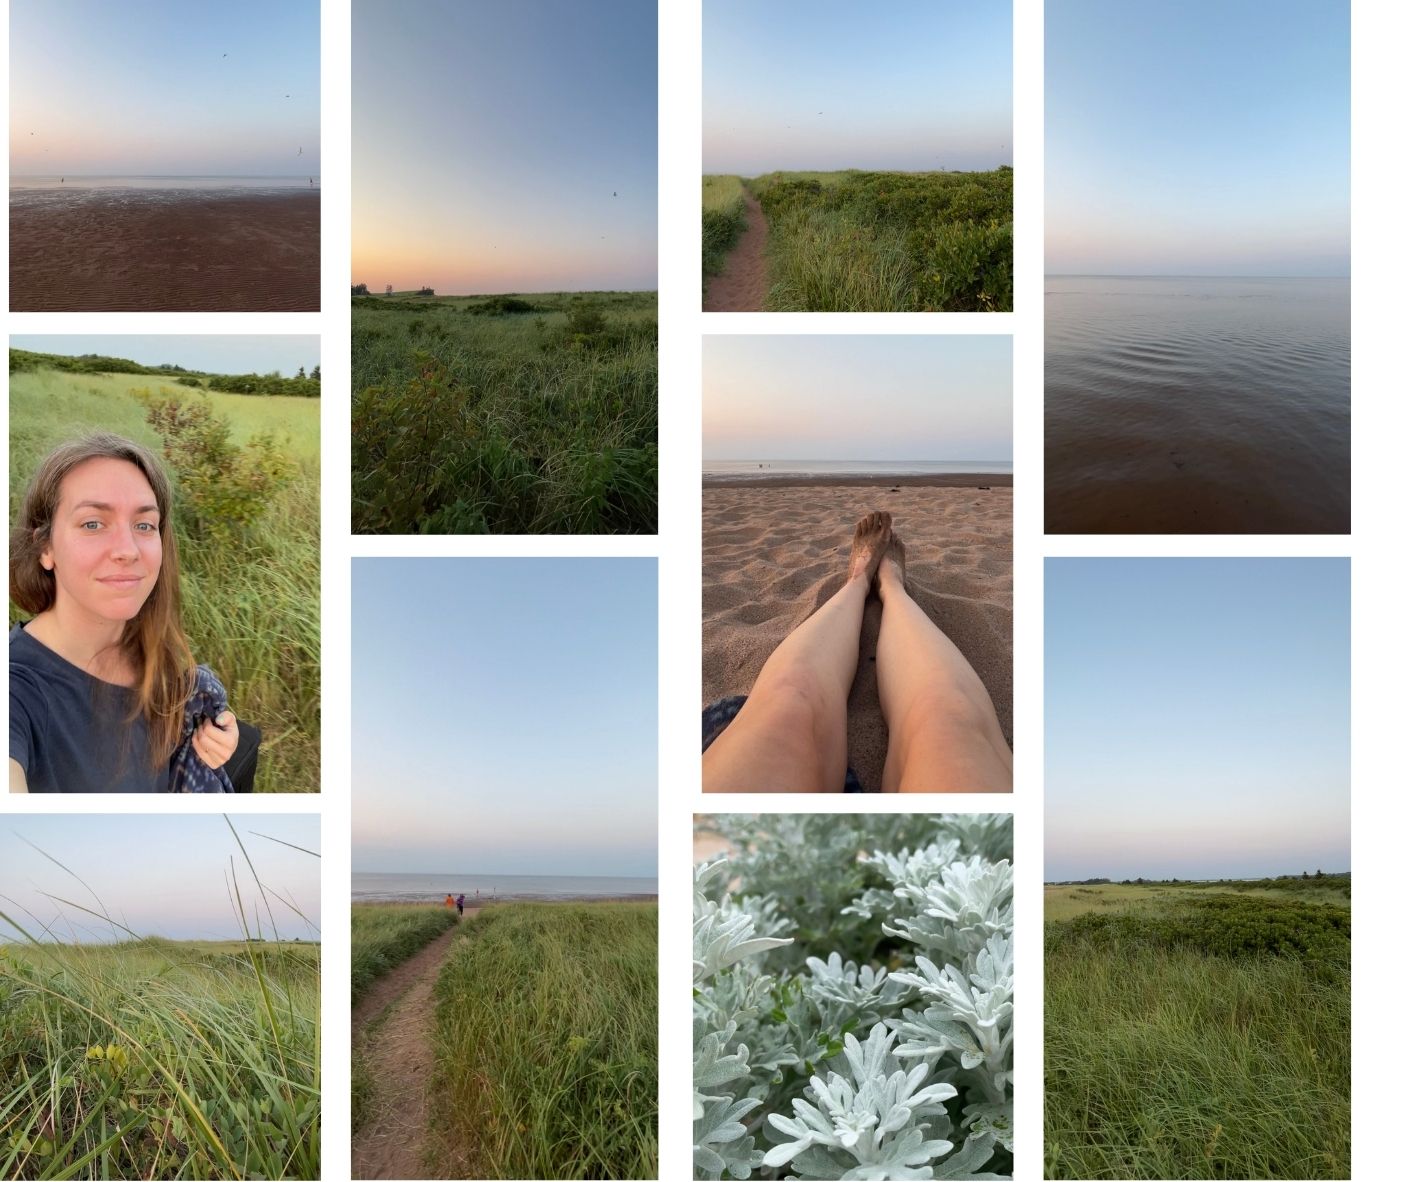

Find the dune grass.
xmin=351 ymin=291 xmax=657 ymax=534
xmin=431 ymin=902 xmax=657 ymax=1179
xmin=744 ymin=168 xmax=1013 ymax=311
xmin=0 ymin=830 xmax=320 ymax=1180
xmin=8 ymin=367 xmax=320 ymax=792
xmin=350 ymin=903 xmax=459 ymax=1007
xmin=702 ymin=175 xmax=748 ymax=279
xmin=1045 ymin=889 xmax=1350 ymax=1179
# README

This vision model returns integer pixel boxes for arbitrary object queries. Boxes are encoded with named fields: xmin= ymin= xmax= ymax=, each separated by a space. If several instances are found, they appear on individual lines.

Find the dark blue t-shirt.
xmin=9 ymin=623 xmax=166 ymax=793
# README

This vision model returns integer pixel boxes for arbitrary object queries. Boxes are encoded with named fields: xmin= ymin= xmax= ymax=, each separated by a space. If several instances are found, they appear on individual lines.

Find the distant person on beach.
xmin=9 ymin=435 xmax=258 ymax=793
xmin=445 ymin=893 xmax=455 ymax=909
xmin=703 ymin=512 xmax=1011 ymax=793
xmin=455 ymin=893 xmax=465 ymax=916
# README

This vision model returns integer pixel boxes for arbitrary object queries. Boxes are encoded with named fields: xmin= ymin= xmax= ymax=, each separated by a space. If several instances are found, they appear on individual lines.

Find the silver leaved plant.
xmin=693 ymin=816 xmax=1014 ymax=1181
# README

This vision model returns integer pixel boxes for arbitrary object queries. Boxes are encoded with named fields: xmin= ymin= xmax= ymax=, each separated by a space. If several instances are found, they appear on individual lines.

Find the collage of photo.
xmin=1 ymin=1 xmax=1387 ymax=1181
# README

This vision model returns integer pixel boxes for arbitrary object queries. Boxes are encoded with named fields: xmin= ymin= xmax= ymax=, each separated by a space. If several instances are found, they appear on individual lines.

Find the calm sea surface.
xmin=705 ymin=459 xmax=1013 ymax=479
xmin=1045 ymin=276 xmax=1349 ymax=533
xmin=352 ymin=872 xmax=657 ymax=903
xmin=11 ymin=175 xmax=317 ymax=191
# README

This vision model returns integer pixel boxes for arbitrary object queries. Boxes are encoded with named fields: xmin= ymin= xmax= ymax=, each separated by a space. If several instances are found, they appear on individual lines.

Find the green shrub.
xmin=141 ymin=396 xmax=294 ymax=543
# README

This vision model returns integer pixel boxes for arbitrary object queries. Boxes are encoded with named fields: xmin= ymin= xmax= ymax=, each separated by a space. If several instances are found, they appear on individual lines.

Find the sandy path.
xmin=351 ymin=910 xmax=478 ymax=1180
xmin=704 ymin=191 xmax=770 ymax=312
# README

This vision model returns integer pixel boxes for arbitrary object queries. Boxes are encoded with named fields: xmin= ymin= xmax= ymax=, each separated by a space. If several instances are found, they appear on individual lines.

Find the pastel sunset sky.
xmin=703 ymin=335 xmax=1012 ymax=462
xmin=1047 ymin=0 xmax=1349 ymax=276
xmin=704 ymin=0 xmax=1011 ymax=176
xmin=0 ymin=816 xmax=321 ymax=943
xmin=9 ymin=0 xmax=319 ymax=177
xmin=352 ymin=0 xmax=657 ymax=294
xmin=352 ymin=559 xmax=657 ymax=878
xmin=1046 ymin=559 xmax=1350 ymax=882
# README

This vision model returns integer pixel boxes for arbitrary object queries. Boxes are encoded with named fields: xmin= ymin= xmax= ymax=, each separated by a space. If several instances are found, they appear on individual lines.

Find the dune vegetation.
xmin=702 ymin=175 xmax=748 ymax=278
xmin=431 ymin=902 xmax=657 ymax=1179
xmin=0 ymin=830 xmax=320 ymax=1180
xmin=350 ymin=903 xmax=458 ymax=1007
xmin=8 ymin=357 xmax=320 ymax=792
xmin=1044 ymin=878 xmax=1350 ymax=1179
xmin=703 ymin=169 xmax=1013 ymax=311
xmin=351 ymin=291 xmax=657 ymax=534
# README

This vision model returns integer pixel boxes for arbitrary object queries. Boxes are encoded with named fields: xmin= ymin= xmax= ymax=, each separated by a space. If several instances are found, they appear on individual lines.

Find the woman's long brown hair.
xmin=10 ymin=434 xmax=194 ymax=768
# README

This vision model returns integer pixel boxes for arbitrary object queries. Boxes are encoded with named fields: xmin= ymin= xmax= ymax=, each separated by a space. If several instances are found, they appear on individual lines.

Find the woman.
xmin=9 ymin=434 xmax=252 ymax=792
xmin=704 ymin=511 xmax=1012 ymax=792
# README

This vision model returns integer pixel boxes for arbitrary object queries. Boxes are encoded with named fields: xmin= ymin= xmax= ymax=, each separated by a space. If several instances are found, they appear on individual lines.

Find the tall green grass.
xmin=747 ymin=168 xmax=1013 ymax=311
xmin=8 ymin=367 xmax=320 ymax=792
xmin=702 ymin=175 xmax=748 ymax=278
xmin=431 ymin=903 xmax=657 ymax=1179
xmin=352 ymin=291 xmax=657 ymax=534
xmin=0 ymin=829 xmax=320 ymax=1179
xmin=350 ymin=903 xmax=459 ymax=1006
xmin=1045 ymin=892 xmax=1350 ymax=1179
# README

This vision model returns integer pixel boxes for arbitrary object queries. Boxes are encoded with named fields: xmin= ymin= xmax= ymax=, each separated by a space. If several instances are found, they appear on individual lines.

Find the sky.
xmin=703 ymin=335 xmax=1012 ymax=461
xmin=9 ymin=0 xmax=320 ymax=176
xmin=352 ymin=0 xmax=657 ymax=294
xmin=352 ymin=559 xmax=657 ymax=878
xmin=10 ymin=335 xmax=320 ymax=376
xmin=0 ymin=815 xmax=321 ymax=943
xmin=1047 ymin=0 xmax=1349 ymax=277
xmin=704 ymin=1 xmax=1011 ymax=176
xmin=1046 ymin=559 xmax=1349 ymax=882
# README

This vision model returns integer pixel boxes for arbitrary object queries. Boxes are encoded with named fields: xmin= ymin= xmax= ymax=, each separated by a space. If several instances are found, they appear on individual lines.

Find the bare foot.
xmin=877 ymin=534 xmax=906 ymax=601
xmin=847 ymin=511 xmax=892 ymax=584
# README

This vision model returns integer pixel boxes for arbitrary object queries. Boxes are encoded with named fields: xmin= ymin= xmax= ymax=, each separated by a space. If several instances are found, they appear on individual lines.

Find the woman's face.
xmin=41 ymin=457 xmax=162 ymax=624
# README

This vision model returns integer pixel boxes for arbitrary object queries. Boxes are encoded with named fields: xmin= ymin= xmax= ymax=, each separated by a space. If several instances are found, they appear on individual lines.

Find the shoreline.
xmin=704 ymin=472 xmax=1012 ymax=490
xmin=351 ymin=894 xmax=658 ymax=905
xmin=10 ymin=189 xmax=319 ymax=311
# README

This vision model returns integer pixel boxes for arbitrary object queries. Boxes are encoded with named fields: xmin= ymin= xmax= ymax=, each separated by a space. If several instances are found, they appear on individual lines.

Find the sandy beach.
xmin=9 ymin=188 xmax=319 ymax=311
xmin=703 ymin=480 xmax=1012 ymax=790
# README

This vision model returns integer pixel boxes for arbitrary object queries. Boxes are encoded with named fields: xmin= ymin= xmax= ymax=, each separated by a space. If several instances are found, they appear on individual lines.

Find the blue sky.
xmin=0 ymin=816 xmax=321 ymax=943
xmin=10 ymin=335 xmax=320 ymax=376
xmin=1047 ymin=0 xmax=1349 ymax=276
xmin=703 ymin=335 xmax=1011 ymax=461
xmin=352 ymin=558 xmax=657 ymax=877
xmin=9 ymin=0 xmax=319 ymax=176
xmin=353 ymin=0 xmax=656 ymax=294
xmin=1046 ymin=559 xmax=1349 ymax=881
xmin=704 ymin=0 xmax=1011 ymax=175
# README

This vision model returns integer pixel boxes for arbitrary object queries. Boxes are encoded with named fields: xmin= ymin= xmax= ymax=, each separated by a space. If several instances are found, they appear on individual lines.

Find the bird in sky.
xmin=222 ymin=52 xmax=227 ymax=58
xmin=613 ymin=191 xmax=617 ymax=197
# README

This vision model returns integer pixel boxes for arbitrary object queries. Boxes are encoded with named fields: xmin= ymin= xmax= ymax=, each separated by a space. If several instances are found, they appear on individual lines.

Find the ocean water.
xmin=704 ymin=459 xmax=1013 ymax=479
xmin=1045 ymin=276 xmax=1349 ymax=533
xmin=352 ymin=872 xmax=657 ymax=903
xmin=11 ymin=175 xmax=318 ymax=191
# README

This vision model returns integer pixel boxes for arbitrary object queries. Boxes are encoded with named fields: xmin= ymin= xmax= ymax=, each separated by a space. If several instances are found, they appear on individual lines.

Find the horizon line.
xmin=1046 ymin=272 xmax=1350 ymax=280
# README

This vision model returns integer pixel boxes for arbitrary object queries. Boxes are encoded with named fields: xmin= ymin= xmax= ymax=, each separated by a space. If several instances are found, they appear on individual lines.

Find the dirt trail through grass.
xmin=352 ymin=909 xmax=477 ymax=1179
xmin=705 ymin=191 xmax=769 ymax=311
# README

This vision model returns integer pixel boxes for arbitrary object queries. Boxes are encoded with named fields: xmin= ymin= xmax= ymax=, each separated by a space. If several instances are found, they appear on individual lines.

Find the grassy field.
xmin=350 ymin=903 xmax=459 ymax=1006
xmin=0 ymin=935 xmax=320 ymax=1180
xmin=702 ymin=175 xmax=748 ymax=278
xmin=704 ymin=168 xmax=1012 ymax=311
xmin=431 ymin=902 xmax=657 ymax=1179
xmin=9 ymin=365 xmax=320 ymax=792
xmin=1045 ymin=881 xmax=1350 ymax=1179
xmin=351 ymin=291 xmax=657 ymax=534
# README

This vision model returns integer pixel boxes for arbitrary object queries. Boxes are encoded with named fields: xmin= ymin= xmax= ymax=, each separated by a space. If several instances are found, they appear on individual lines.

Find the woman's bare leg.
xmin=875 ymin=536 xmax=1012 ymax=792
xmin=703 ymin=512 xmax=891 ymax=792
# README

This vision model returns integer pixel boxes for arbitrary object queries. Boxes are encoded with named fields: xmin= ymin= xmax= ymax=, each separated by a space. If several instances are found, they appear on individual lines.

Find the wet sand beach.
xmin=10 ymin=187 xmax=320 ymax=311
xmin=703 ymin=480 xmax=1013 ymax=790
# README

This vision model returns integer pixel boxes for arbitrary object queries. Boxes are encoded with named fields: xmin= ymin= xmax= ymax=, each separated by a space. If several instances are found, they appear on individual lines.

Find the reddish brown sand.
xmin=704 ymin=190 xmax=769 ymax=312
xmin=10 ymin=189 xmax=319 ymax=311
xmin=703 ymin=483 xmax=1013 ymax=791
xmin=351 ymin=911 xmax=475 ymax=1180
